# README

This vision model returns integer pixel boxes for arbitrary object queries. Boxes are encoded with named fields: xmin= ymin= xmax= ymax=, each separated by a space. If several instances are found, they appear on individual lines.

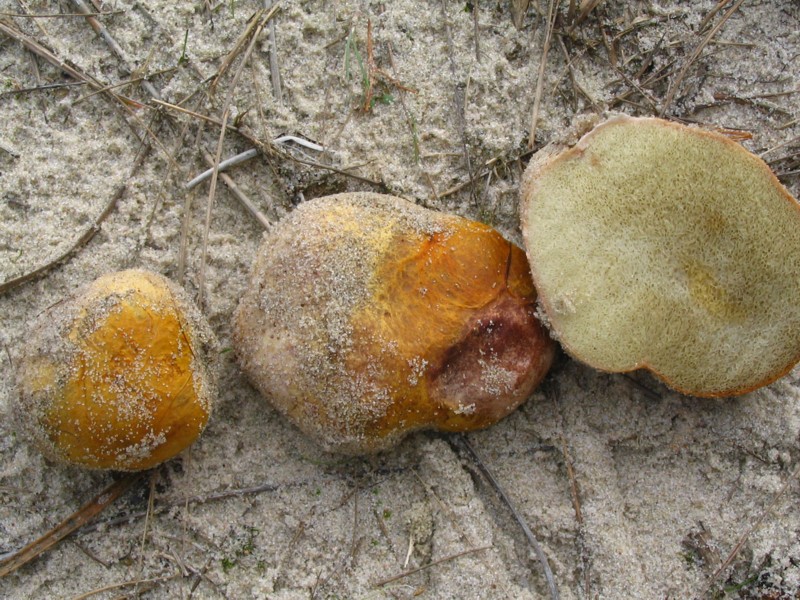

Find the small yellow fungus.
xmin=15 ymin=269 xmax=218 ymax=470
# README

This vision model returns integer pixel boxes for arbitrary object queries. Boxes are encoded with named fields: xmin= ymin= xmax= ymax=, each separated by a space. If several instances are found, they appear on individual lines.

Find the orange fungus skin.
xmin=233 ymin=193 xmax=556 ymax=454
xmin=15 ymin=270 xmax=218 ymax=471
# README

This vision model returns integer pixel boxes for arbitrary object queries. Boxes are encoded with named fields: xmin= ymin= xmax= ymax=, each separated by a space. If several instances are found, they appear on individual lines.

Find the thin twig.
xmin=150 ymin=99 xmax=383 ymax=186
xmin=456 ymin=435 xmax=560 ymax=600
xmin=697 ymin=0 xmax=728 ymax=32
xmin=0 ymin=81 xmax=86 ymax=97
xmin=0 ymin=188 xmax=122 ymax=294
xmin=571 ymin=0 xmax=604 ymax=29
xmin=72 ymin=67 xmax=175 ymax=106
xmin=264 ymin=0 xmax=283 ymax=101
xmin=374 ymin=545 xmax=492 ymax=587
xmin=659 ymin=0 xmax=746 ymax=117
xmin=702 ymin=461 xmax=800 ymax=595
xmin=198 ymin=6 xmax=279 ymax=308
xmin=0 ymin=10 xmax=123 ymax=18
xmin=0 ymin=20 xmax=141 ymax=108
xmin=201 ymin=149 xmax=272 ymax=230
xmin=472 ymin=1 xmax=480 ymax=61
xmin=510 ymin=0 xmax=531 ymax=30
xmin=72 ymin=0 xmax=161 ymax=98
xmin=71 ymin=573 xmax=180 ymax=600
xmin=0 ymin=137 xmax=154 ymax=295
xmin=186 ymin=148 xmax=260 ymax=189
xmin=529 ymin=0 xmax=560 ymax=149
xmin=0 ymin=474 xmax=143 ymax=578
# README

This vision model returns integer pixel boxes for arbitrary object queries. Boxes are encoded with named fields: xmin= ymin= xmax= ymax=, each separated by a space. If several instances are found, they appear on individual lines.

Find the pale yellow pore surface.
xmin=521 ymin=116 xmax=800 ymax=397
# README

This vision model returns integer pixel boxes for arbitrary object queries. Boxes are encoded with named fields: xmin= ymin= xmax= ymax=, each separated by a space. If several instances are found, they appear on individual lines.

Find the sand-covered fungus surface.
xmin=233 ymin=193 xmax=555 ymax=453
xmin=14 ymin=269 xmax=218 ymax=471
xmin=1 ymin=1 xmax=800 ymax=598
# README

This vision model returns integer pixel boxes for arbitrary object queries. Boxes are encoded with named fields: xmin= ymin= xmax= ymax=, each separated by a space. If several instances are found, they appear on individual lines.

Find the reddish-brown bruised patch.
xmin=346 ymin=218 xmax=556 ymax=445
xmin=428 ymin=293 xmax=555 ymax=431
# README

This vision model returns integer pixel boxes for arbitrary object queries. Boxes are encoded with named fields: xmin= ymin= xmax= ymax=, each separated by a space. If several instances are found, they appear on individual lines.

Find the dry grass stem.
xmin=186 ymin=148 xmax=260 ymax=189
xmin=373 ymin=544 xmax=493 ymax=587
xmin=571 ymin=0 xmax=604 ymax=28
xmin=659 ymin=0 xmax=746 ymax=116
xmin=0 ymin=10 xmax=122 ymax=18
xmin=72 ymin=67 xmax=175 ymax=106
xmin=0 ymin=20 xmax=141 ymax=108
xmin=210 ymin=5 xmax=281 ymax=96
xmin=0 ymin=473 xmax=143 ymax=578
xmin=510 ymin=0 xmax=531 ymax=29
xmin=201 ymin=149 xmax=272 ymax=230
xmin=70 ymin=573 xmax=180 ymax=600
xmin=528 ymin=0 xmax=560 ymax=149
xmin=264 ymin=0 xmax=283 ymax=100
xmin=0 ymin=186 xmax=123 ymax=294
xmin=198 ymin=6 xmax=278 ymax=307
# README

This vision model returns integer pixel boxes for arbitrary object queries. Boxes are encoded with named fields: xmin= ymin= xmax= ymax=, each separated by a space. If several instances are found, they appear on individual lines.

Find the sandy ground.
xmin=1 ymin=1 xmax=800 ymax=598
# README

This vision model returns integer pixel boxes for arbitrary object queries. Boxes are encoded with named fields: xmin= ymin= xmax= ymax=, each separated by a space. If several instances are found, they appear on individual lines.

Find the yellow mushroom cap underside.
xmin=521 ymin=115 xmax=800 ymax=397
xmin=233 ymin=193 xmax=555 ymax=453
xmin=16 ymin=270 xmax=217 ymax=470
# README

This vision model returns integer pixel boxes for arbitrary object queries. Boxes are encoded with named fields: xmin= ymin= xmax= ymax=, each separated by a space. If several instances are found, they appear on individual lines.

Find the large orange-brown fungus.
xmin=521 ymin=115 xmax=800 ymax=397
xmin=233 ymin=193 xmax=556 ymax=453
xmin=15 ymin=269 xmax=218 ymax=471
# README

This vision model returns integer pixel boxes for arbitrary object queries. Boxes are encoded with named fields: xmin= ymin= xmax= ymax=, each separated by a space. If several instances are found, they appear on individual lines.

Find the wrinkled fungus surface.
xmin=15 ymin=269 xmax=218 ymax=470
xmin=233 ymin=193 xmax=556 ymax=453
xmin=521 ymin=115 xmax=800 ymax=397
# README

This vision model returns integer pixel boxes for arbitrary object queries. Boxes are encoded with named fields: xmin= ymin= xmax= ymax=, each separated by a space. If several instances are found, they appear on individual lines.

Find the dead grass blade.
xmin=150 ymin=100 xmax=383 ymax=187
xmin=373 ymin=544 xmax=492 ymax=587
xmin=528 ymin=0 xmax=560 ymax=149
xmin=510 ymin=0 xmax=530 ymax=30
xmin=0 ymin=473 xmax=143 ymax=578
xmin=69 ymin=0 xmax=162 ymax=101
xmin=702 ymin=461 xmax=800 ymax=596
xmin=209 ymin=5 xmax=281 ymax=97
xmin=264 ymin=0 xmax=283 ymax=100
xmin=571 ymin=0 xmax=604 ymax=28
xmin=0 ymin=10 xmax=122 ymax=18
xmin=0 ymin=138 xmax=154 ymax=295
xmin=201 ymin=149 xmax=272 ymax=230
xmin=0 ymin=19 xmax=141 ymax=108
xmin=198 ymin=5 xmax=279 ymax=308
xmin=659 ymin=0 xmax=746 ymax=117
xmin=71 ymin=572 xmax=180 ymax=600
xmin=0 ymin=187 xmax=121 ymax=294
